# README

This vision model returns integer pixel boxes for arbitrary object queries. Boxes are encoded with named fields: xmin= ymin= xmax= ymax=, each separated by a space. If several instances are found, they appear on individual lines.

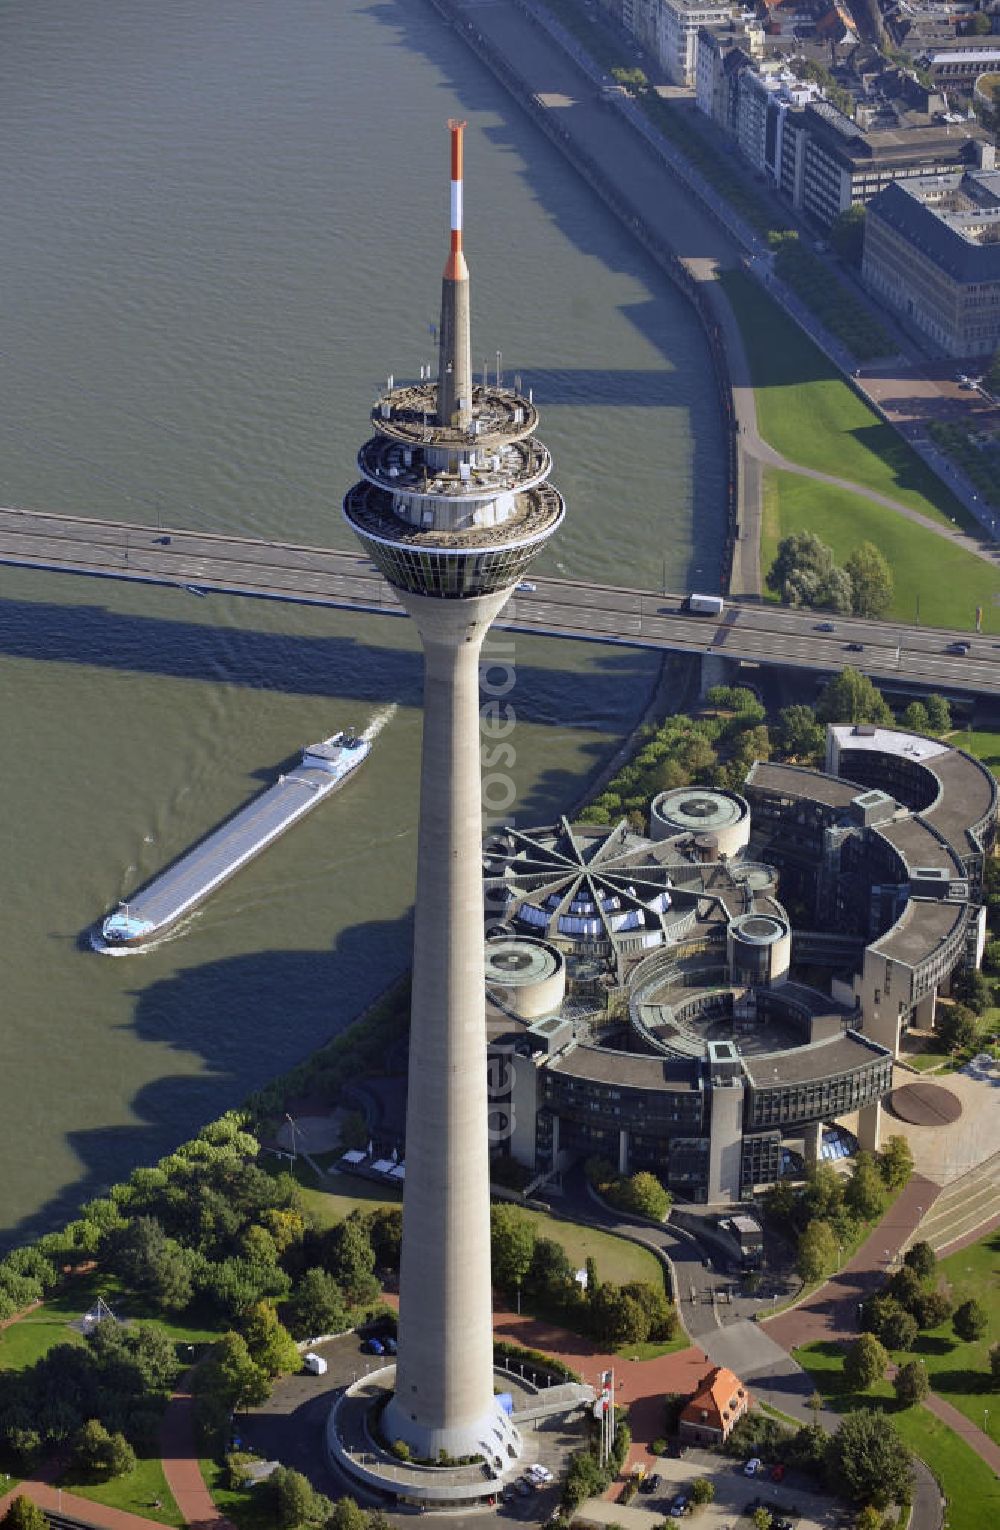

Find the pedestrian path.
xmin=0 ymin=1479 xmax=167 ymax=1530
xmin=159 ymin=1383 xmax=236 ymax=1530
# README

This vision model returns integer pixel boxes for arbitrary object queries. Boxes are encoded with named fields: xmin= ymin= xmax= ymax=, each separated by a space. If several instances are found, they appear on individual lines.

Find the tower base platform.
xmin=326 ymin=1365 xmax=593 ymax=1508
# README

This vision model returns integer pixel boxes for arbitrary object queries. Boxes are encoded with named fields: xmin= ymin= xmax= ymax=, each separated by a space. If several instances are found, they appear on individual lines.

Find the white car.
xmin=744 ymin=1457 xmax=762 ymax=1477
xmin=516 ymin=580 xmax=537 ymax=593
xmin=527 ymin=1464 xmax=553 ymax=1482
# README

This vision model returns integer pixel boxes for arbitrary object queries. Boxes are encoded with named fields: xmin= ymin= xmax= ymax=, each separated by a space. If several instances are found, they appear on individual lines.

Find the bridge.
xmin=0 ymin=505 xmax=997 ymax=696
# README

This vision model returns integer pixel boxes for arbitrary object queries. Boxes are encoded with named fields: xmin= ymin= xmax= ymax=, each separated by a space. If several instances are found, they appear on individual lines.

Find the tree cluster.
xmin=584 ymin=1159 xmax=672 ymax=1221
xmin=489 ymin=1204 xmax=678 ymax=1348
xmin=766 ymin=1148 xmax=907 ymax=1286
xmin=860 ymin=1240 xmax=957 ymax=1349
xmin=767 ymin=534 xmax=893 ymax=618
xmin=561 ymin=1412 xmax=630 ymax=1512
xmin=0 ymin=1319 xmax=179 ymax=1470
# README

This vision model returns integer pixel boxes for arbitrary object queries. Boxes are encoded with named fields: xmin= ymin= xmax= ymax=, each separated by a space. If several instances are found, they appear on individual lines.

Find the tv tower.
xmin=343 ymin=120 xmax=564 ymax=1461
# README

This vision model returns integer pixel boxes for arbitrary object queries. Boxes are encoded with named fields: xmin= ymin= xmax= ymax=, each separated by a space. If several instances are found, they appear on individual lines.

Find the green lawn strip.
xmin=200 ymin=1458 xmax=274 ymax=1530
xmin=906 ymin=1049 xmax=954 ymax=1073
xmin=57 ymin=1456 xmax=184 ymax=1527
xmin=763 ymin=468 xmax=999 ymax=634
xmin=719 ymin=269 xmax=977 ymax=533
xmin=516 ymin=1207 xmax=665 ymax=1289
xmin=297 ymin=1178 xmax=400 ymax=1229
xmin=793 ymin=1341 xmax=1000 ymax=1527
xmin=615 ymin=1334 xmax=690 ymax=1361
xmin=956 ymin=727 xmax=1000 ymax=778
xmin=0 ymin=1305 xmax=86 ymax=1371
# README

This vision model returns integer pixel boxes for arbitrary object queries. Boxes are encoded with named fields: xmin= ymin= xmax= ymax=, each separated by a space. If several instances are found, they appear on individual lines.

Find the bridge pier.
xmin=699 ymin=650 xmax=735 ymax=700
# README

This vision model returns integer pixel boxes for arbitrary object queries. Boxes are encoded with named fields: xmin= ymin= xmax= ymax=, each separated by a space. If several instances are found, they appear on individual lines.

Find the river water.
xmin=0 ymin=0 xmax=725 ymax=1246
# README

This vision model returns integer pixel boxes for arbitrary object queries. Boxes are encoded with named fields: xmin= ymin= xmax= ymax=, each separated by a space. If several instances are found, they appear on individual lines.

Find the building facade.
xmin=862 ymin=168 xmax=1000 ymax=355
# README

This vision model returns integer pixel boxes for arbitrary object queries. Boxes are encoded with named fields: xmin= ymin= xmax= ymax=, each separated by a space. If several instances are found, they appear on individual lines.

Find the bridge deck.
xmin=0 ymin=507 xmax=997 ymax=695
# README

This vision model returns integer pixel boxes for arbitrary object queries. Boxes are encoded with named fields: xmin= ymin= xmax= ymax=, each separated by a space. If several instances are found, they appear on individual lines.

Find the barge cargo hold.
xmin=94 ymin=729 xmax=370 ymax=952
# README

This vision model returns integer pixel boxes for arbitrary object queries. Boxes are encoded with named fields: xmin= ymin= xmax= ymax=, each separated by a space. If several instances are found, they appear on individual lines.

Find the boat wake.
xmin=361 ymin=703 xmax=397 ymax=744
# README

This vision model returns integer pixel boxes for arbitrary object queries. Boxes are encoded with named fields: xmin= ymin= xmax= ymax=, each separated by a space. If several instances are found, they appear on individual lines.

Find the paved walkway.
xmin=764 ymin=1175 xmax=940 ymax=1352
xmin=0 ymin=1479 xmax=167 ymax=1530
xmin=159 ymin=1382 xmax=236 ymax=1530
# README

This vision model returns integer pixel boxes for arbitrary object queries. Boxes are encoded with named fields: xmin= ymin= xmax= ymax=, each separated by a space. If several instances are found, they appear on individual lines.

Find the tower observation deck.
xmin=342 ymin=123 xmax=564 ymax=1464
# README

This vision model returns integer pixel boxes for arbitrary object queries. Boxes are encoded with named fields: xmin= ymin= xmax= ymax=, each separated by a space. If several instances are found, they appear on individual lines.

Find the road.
xmin=0 ymin=506 xmax=996 ymax=694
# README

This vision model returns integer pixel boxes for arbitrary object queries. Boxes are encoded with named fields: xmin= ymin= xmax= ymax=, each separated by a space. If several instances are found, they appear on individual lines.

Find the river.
xmin=0 ymin=0 xmax=725 ymax=1247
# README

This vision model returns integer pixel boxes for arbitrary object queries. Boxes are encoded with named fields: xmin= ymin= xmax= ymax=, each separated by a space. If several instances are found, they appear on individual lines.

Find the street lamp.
xmin=285 ymin=1112 xmax=298 ymax=1162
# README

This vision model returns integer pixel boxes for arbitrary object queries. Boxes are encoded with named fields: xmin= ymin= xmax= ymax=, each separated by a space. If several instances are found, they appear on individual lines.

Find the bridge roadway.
xmin=0 ymin=506 xmax=997 ymax=696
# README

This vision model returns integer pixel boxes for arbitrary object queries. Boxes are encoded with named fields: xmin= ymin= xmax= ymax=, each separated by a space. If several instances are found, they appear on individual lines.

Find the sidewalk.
xmin=764 ymin=1175 xmax=940 ymax=1352
xmin=0 ymin=1480 xmax=167 ymax=1530
xmin=159 ymin=1383 xmax=236 ymax=1530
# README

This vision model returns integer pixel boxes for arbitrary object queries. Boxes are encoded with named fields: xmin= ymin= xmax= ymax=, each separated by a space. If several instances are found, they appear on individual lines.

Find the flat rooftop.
xmin=876 ymin=817 xmax=965 ymax=877
xmin=547 ymin=1044 xmax=701 ymax=1093
xmin=743 ymin=1031 xmax=888 ymax=1087
xmin=871 ymin=897 xmax=967 ymax=966
xmin=746 ymin=761 xmax=859 ymax=810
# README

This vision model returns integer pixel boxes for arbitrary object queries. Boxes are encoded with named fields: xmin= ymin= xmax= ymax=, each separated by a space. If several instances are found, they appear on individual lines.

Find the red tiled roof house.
xmin=678 ymin=1366 xmax=751 ymax=1446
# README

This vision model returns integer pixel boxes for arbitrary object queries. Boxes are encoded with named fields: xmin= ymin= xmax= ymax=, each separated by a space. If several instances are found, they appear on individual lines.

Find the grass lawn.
xmin=793 ymin=1340 xmax=1000 ymax=1530
xmin=297 ymin=1175 xmax=400 ymax=1229
xmin=516 ymin=1207 xmax=666 ymax=1289
xmin=955 ymin=727 xmax=1000 ymax=778
xmin=200 ymin=1456 xmax=278 ymax=1530
xmin=0 ymin=1302 xmax=85 ymax=1371
xmin=59 ymin=1456 xmax=183 ymax=1527
xmin=0 ymin=1279 xmax=224 ymax=1375
xmin=721 ymin=270 xmax=977 ymax=534
xmin=761 ymin=468 xmax=999 ymax=634
xmin=615 ymin=1334 xmax=689 ymax=1360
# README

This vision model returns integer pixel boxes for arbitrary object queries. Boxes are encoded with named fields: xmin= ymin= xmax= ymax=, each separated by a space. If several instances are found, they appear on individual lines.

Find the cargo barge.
xmin=94 ymin=729 xmax=370 ymax=952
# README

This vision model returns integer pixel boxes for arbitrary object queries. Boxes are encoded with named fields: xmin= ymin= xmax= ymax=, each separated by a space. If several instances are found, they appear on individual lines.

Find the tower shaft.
xmin=383 ymin=591 xmax=510 ymax=1460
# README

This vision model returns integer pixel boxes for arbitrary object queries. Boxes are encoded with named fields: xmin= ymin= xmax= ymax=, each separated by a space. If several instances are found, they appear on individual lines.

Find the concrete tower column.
xmin=804 ymin=1119 xmax=823 ymax=1171
xmin=382 ymin=590 xmax=512 ymax=1461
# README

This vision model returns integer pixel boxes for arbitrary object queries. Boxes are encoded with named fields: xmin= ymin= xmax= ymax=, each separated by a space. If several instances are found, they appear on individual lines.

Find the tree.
xmin=777 ymin=704 xmax=826 ymax=762
xmin=70 ymin=1418 xmax=136 ymax=1480
xmin=624 ymin=1171 xmax=671 ymax=1220
xmin=287 ymin=1267 xmax=346 ymax=1340
xmin=845 ymin=1153 xmax=885 ymax=1221
xmin=894 ymin=1360 xmax=930 ymax=1407
xmin=797 ymin=1220 xmax=839 ymax=1283
xmin=103 ymin=1216 xmax=194 ymax=1312
xmin=951 ymin=968 xmax=992 ymax=1015
xmin=366 ymin=1206 xmax=403 ymax=1269
xmin=490 ymin=1205 xmax=536 ymax=1295
xmin=0 ymin=1498 xmax=48 ymax=1530
xmin=768 ymin=531 xmax=838 ymax=606
xmin=903 ymin=1240 xmax=936 ymax=1281
xmin=902 ymin=701 xmax=930 ymax=734
xmin=196 ymin=1331 xmax=270 ymax=1412
xmin=984 ymin=939 xmax=1000 ymax=976
xmin=954 ymin=1298 xmax=988 ymax=1342
xmin=620 ymin=1281 xmax=677 ymax=1341
xmin=880 ymin=1305 xmax=918 ymax=1352
xmin=329 ymin=1499 xmax=369 ymax=1530
xmin=855 ymin=1509 xmax=883 ymax=1530
xmin=802 ymin=1163 xmax=845 ymax=1223
xmin=324 ymin=1217 xmax=378 ymax=1304
xmin=271 ymin=1466 xmax=331 ymax=1528
xmin=690 ymin=1477 xmax=715 ymax=1504
xmin=912 ymin=1288 xmax=953 ymax=1330
xmin=816 ymin=669 xmax=891 ymax=726
xmin=241 ymin=1301 xmax=300 ymax=1378
xmin=844 ymin=1334 xmax=888 ymax=1392
xmin=937 ymin=1003 xmax=978 ymax=1053
xmin=830 ymin=204 xmax=867 ymax=266
xmin=845 ymin=542 xmax=893 ymax=618
xmin=525 ymin=1237 xmax=574 ymax=1303
xmin=752 ymin=1509 xmax=773 ymax=1530
xmin=878 ymin=1135 xmax=914 ymax=1191
xmin=827 ymin=1409 xmax=912 ymax=1507
xmin=923 ymin=694 xmax=951 ymax=734
xmin=589 ymin=1282 xmax=650 ymax=1345
xmin=888 ymin=1265 xmax=924 ymax=1313
xmin=989 ymin=1341 xmax=1000 ymax=1381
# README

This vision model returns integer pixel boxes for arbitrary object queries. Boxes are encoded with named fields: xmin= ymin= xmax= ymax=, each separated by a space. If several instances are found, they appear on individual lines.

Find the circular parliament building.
xmin=481 ymin=724 xmax=996 ymax=1203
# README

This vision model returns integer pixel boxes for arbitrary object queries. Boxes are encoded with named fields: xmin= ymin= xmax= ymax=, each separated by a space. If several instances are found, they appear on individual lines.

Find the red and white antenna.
xmin=444 ymin=117 xmax=468 ymax=282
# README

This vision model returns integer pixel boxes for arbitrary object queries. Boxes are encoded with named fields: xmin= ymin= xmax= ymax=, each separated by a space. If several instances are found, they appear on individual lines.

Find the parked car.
xmin=770 ymin=1463 xmax=786 ymax=1481
xmin=744 ymin=1458 xmax=762 ymax=1477
xmin=516 ymin=1479 xmax=533 ymax=1497
xmin=383 ymin=1336 xmax=397 ymax=1354
xmin=516 ymin=580 xmax=537 ymax=593
xmin=845 ymin=641 xmax=864 ymax=652
xmin=815 ymin=621 xmax=835 ymax=632
xmin=668 ymin=1495 xmax=689 ymax=1518
xmin=947 ymin=640 xmax=971 ymax=654
xmin=363 ymin=1337 xmax=384 ymax=1355
xmin=639 ymin=1473 xmax=661 ymax=1494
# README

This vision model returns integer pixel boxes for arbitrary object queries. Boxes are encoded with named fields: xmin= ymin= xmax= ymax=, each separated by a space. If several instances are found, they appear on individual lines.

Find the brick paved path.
xmin=159 ymin=1383 xmax=236 ymax=1530
xmin=0 ymin=1480 xmax=167 ymax=1530
xmin=764 ymin=1175 xmax=940 ymax=1351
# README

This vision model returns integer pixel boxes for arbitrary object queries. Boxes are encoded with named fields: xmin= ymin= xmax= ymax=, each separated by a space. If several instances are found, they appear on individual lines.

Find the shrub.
xmin=954 ymin=1298 xmax=988 ymax=1342
xmin=893 ymin=1360 xmax=930 ymax=1407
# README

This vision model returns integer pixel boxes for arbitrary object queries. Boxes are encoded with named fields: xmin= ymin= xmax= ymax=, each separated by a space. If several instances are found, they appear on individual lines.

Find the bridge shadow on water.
xmin=0 ymin=590 xmax=660 ymax=729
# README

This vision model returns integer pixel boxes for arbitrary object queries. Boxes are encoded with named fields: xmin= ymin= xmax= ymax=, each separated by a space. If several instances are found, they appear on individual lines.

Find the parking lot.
xmin=578 ymin=1448 xmax=847 ymax=1530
